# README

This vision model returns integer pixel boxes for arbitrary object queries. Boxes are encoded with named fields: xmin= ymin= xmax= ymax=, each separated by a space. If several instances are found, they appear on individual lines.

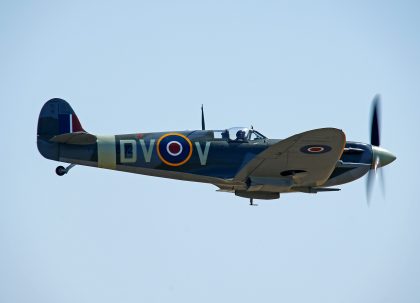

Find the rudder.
xmin=37 ymin=98 xmax=85 ymax=139
xmin=37 ymin=98 xmax=86 ymax=160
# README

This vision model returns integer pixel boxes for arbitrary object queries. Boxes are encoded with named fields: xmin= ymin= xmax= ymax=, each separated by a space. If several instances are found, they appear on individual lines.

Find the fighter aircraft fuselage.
xmin=37 ymin=98 xmax=396 ymax=202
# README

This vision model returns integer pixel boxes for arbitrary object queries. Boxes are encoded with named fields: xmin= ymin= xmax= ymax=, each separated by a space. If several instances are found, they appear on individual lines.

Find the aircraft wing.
xmin=234 ymin=128 xmax=346 ymax=188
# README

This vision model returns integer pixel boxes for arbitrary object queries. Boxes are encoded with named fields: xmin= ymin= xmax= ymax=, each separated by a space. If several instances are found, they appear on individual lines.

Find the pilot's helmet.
xmin=236 ymin=130 xmax=246 ymax=140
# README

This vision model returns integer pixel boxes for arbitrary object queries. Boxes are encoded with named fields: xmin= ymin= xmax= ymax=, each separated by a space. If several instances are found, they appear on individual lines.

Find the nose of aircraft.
xmin=372 ymin=146 xmax=396 ymax=168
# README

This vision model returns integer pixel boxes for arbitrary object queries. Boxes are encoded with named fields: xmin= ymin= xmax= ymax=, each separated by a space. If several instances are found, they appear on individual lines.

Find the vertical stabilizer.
xmin=37 ymin=98 xmax=86 ymax=160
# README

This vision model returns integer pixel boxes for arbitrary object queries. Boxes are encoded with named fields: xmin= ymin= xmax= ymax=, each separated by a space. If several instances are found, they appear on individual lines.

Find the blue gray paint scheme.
xmin=37 ymin=98 xmax=395 ymax=200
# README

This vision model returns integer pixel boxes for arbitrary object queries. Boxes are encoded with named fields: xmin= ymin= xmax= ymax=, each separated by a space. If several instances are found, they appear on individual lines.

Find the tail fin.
xmin=37 ymin=98 xmax=86 ymax=160
xmin=37 ymin=98 xmax=85 ymax=139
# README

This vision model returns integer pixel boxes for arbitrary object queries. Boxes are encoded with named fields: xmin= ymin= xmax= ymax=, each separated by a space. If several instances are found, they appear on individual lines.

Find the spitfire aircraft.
xmin=37 ymin=97 xmax=396 ymax=205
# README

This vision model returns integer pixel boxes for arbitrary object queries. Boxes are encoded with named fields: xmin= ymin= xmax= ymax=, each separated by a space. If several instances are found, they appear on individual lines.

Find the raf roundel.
xmin=157 ymin=133 xmax=193 ymax=166
xmin=308 ymin=146 xmax=324 ymax=153
xmin=166 ymin=141 xmax=183 ymax=156
xmin=300 ymin=144 xmax=332 ymax=154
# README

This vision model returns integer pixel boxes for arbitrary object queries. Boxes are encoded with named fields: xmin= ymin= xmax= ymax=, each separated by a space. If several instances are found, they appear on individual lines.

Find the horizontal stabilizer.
xmin=50 ymin=132 xmax=96 ymax=145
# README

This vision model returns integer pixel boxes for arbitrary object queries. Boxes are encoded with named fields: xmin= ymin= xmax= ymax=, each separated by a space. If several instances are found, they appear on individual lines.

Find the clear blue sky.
xmin=1 ymin=1 xmax=419 ymax=302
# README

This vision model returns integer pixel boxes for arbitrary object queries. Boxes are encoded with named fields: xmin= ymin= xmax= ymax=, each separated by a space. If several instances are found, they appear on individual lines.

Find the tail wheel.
xmin=55 ymin=166 xmax=66 ymax=176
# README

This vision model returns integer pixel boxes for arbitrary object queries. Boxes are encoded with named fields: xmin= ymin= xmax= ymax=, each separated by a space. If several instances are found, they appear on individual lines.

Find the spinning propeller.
xmin=366 ymin=95 xmax=396 ymax=204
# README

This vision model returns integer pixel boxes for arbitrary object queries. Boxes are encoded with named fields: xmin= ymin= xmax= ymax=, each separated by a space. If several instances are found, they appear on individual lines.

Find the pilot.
xmin=221 ymin=130 xmax=229 ymax=139
xmin=236 ymin=130 xmax=246 ymax=141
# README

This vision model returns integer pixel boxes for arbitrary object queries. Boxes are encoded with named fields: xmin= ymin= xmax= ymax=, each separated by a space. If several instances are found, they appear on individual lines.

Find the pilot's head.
xmin=236 ymin=130 xmax=245 ymax=140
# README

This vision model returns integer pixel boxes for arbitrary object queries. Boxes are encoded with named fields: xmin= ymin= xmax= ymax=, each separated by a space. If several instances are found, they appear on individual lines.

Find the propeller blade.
xmin=366 ymin=169 xmax=374 ymax=206
xmin=366 ymin=155 xmax=380 ymax=205
xmin=370 ymin=95 xmax=381 ymax=146
xmin=379 ymin=167 xmax=386 ymax=198
xmin=201 ymin=104 xmax=205 ymax=130
xmin=365 ymin=95 xmax=393 ymax=204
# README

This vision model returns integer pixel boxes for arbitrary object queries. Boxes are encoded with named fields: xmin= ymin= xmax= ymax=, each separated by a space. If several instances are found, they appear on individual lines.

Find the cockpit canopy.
xmin=214 ymin=127 xmax=267 ymax=141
